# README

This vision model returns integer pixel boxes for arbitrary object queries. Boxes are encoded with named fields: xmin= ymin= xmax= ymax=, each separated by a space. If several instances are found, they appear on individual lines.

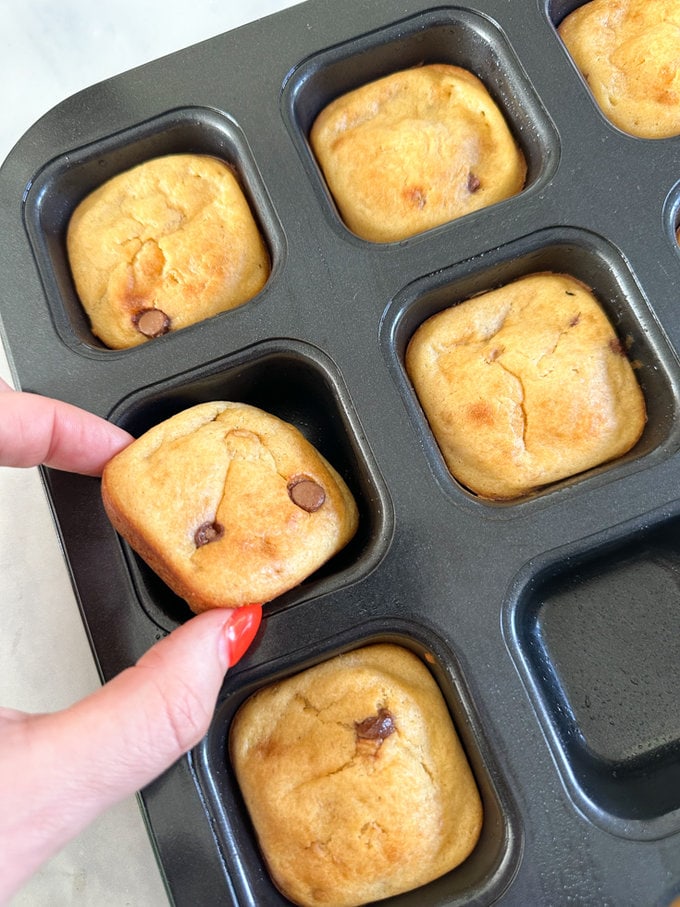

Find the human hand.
xmin=0 ymin=376 xmax=135 ymax=474
xmin=0 ymin=379 xmax=263 ymax=902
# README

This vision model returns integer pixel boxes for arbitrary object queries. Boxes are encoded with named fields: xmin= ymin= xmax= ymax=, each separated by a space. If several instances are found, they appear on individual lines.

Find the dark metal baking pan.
xmin=2 ymin=0 xmax=680 ymax=904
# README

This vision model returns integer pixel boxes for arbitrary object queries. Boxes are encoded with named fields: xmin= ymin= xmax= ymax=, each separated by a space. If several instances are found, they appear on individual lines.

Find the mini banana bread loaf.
xmin=230 ymin=643 xmax=483 ymax=907
xmin=101 ymin=401 xmax=358 ymax=611
xmin=405 ymin=272 xmax=647 ymax=499
xmin=558 ymin=0 xmax=680 ymax=139
xmin=309 ymin=63 xmax=526 ymax=243
xmin=67 ymin=153 xmax=270 ymax=348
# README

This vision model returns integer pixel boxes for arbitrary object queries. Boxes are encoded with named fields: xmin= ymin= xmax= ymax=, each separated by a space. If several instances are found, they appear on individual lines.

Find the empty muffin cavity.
xmin=509 ymin=508 xmax=680 ymax=839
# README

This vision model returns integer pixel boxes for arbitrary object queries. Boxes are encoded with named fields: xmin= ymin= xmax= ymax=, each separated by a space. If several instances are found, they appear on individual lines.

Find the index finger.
xmin=0 ymin=380 xmax=133 ymax=476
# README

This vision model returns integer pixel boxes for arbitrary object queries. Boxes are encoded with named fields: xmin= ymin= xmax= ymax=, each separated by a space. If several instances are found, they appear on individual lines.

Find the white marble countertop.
xmin=0 ymin=2 xmax=300 ymax=904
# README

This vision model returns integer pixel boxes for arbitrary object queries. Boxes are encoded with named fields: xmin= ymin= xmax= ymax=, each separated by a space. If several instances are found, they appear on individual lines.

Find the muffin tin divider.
xmin=504 ymin=501 xmax=680 ymax=841
xmin=137 ymin=756 xmax=239 ymax=906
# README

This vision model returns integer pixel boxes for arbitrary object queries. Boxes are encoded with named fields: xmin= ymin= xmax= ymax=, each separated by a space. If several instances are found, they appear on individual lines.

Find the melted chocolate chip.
xmin=355 ymin=708 xmax=396 ymax=741
xmin=467 ymin=172 xmax=481 ymax=192
xmin=194 ymin=521 xmax=225 ymax=547
xmin=287 ymin=476 xmax=326 ymax=513
xmin=486 ymin=346 xmax=504 ymax=362
xmin=609 ymin=337 xmax=627 ymax=357
xmin=135 ymin=308 xmax=171 ymax=338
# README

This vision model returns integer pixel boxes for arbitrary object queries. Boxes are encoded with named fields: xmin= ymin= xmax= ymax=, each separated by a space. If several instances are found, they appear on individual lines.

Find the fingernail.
xmin=223 ymin=604 xmax=263 ymax=667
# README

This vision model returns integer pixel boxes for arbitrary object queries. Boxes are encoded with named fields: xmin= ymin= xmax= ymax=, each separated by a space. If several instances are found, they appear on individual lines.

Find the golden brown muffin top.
xmin=559 ymin=0 xmax=680 ymax=138
xmin=67 ymin=154 xmax=270 ymax=348
xmin=406 ymin=272 xmax=647 ymax=499
xmin=310 ymin=64 xmax=526 ymax=242
xmin=230 ymin=643 xmax=483 ymax=907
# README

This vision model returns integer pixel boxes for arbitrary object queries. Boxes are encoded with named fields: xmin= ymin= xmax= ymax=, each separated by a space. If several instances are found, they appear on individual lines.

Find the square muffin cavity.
xmin=106 ymin=341 xmax=392 ymax=630
xmin=550 ymin=0 xmax=680 ymax=139
xmin=382 ymin=227 xmax=678 ymax=507
xmin=229 ymin=642 xmax=482 ymax=906
xmin=24 ymin=107 xmax=282 ymax=352
xmin=405 ymin=270 xmax=646 ymax=499
xmin=283 ymin=7 xmax=558 ymax=243
xmin=196 ymin=626 xmax=522 ymax=907
xmin=509 ymin=507 xmax=680 ymax=839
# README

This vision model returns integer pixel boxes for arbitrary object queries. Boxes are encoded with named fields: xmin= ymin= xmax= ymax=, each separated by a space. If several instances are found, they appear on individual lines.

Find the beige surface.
xmin=0 ymin=2 xmax=302 ymax=905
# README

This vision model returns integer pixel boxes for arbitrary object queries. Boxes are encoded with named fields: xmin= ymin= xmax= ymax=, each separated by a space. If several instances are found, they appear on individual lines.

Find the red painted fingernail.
xmin=224 ymin=604 xmax=263 ymax=667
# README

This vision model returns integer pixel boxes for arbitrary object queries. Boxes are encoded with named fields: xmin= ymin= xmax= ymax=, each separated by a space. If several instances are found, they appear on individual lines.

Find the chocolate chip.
xmin=355 ymin=708 xmax=396 ymax=741
xmin=485 ymin=346 xmax=504 ymax=362
xmin=135 ymin=308 xmax=171 ymax=338
xmin=467 ymin=172 xmax=481 ymax=192
xmin=287 ymin=476 xmax=326 ymax=512
xmin=609 ymin=337 xmax=627 ymax=357
xmin=194 ymin=521 xmax=224 ymax=547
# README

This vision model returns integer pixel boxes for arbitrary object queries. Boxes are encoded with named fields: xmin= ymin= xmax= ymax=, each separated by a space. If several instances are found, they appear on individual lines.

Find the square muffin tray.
xmin=2 ymin=0 xmax=680 ymax=904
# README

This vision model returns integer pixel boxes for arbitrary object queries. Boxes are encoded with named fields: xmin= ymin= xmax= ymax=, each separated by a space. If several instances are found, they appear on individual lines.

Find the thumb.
xmin=0 ymin=604 xmax=261 ymax=902
xmin=65 ymin=604 xmax=262 ymax=796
